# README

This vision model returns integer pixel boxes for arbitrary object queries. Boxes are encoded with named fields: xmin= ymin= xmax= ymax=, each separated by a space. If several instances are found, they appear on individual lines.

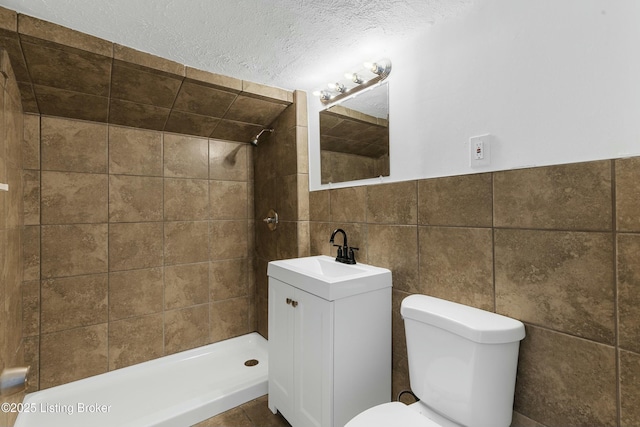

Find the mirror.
xmin=319 ymin=83 xmax=389 ymax=184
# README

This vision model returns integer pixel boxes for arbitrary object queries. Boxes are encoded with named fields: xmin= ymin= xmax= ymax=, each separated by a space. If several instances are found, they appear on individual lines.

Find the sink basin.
xmin=267 ymin=255 xmax=392 ymax=300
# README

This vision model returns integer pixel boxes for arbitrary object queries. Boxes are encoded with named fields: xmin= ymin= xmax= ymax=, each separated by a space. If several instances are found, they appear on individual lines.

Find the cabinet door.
xmin=268 ymin=278 xmax=295 ymax=419
xmin=294 ymin=288 xmax=333 ymax=427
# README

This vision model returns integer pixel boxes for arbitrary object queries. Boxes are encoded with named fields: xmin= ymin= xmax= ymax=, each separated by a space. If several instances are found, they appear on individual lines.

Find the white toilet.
xmin=346 ymin=294 xmax=526 ymax=427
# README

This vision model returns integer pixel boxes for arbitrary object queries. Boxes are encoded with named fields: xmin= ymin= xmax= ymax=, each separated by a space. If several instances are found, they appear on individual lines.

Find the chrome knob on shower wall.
xmin=0 ymin=366 xmax=30 ymax=396
xmin=263 ymin=209 xmax=278 ymax=231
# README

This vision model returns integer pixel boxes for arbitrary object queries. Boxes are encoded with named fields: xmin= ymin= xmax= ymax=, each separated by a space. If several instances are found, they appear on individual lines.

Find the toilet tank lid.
xmin=401 ymin=295 xmax=525 ymax=344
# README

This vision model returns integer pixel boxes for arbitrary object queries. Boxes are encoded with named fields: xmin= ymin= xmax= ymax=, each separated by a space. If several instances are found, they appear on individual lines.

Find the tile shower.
xmin=0 ymin=4 xmax=637 ymax=427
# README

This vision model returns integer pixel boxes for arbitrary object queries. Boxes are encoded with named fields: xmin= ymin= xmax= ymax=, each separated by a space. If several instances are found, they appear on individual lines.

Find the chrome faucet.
xmin=329 ymin=228 xmax=358 ymax=264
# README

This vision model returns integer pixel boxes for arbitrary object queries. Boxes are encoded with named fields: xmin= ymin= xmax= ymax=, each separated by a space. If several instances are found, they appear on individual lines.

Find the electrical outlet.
xmin=469 ymin=134 xmax=491 ymax=167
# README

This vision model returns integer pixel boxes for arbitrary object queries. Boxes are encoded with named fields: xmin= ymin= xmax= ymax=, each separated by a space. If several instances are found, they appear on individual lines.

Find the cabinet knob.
xmin=291 ymin=300 xmax=298 ymax=308
xmin=286 ymin=298 xmax=292 ymax=305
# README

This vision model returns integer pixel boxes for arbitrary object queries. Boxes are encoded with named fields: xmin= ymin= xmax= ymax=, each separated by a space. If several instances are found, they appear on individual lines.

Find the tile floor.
xmin=192 ymin=395 xmax=291 ymax=427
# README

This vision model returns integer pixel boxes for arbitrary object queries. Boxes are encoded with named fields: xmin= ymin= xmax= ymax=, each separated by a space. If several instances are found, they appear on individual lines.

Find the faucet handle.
xmin=347 ymin=247 xmax=359 ymax=264
xmin=333 ymin=244 xmax=344 ymax=260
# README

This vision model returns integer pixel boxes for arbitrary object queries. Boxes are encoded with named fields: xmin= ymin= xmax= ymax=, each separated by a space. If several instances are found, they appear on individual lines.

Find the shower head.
xmin=250 ymin=128 xmax=274 ymax=146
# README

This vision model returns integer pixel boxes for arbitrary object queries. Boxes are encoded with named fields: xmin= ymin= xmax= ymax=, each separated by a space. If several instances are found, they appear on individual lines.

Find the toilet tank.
xmin=401 ymin=295 xmax=525 ymax=427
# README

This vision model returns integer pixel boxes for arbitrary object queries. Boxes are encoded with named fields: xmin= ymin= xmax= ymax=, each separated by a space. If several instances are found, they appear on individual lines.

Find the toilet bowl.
xmin=345 ymin=295 xmax=525 ymax=427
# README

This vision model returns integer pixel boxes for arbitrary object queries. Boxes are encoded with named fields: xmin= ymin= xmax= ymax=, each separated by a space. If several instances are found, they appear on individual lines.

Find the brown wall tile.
xmin=210 ymin=220 xmax=248 ymax=260
xmin=309 ymin=190 xmax=330 ymax=222
xmin=210 ymin=297 xmax=251 ymax=342
xmin=22 ymin=114 xmax=40 ymax=170
xmin=109 ymin=268 xmax=163 ymax=320
xmin=41 ymin=116 xmax=107 ymax=173
xmin=164 ymin=221 xmax=209 ymax=265
xmin=164 ymin=133 xmax=208 ymax=179
xmin=40 ymin=324 xmax=108 ymax=389
xmin=108 ymin=314 xmax=163 ymax=370
xmin=113 ymin=44 xmax=183 ymax=76
xmin=41 ymin=171 xmax=107 ymax=224
xmin=164 ymin=304 xmax=209 ymax=354
xmin=22 ymin=225 xmax=39 ymax=281
xmin=367 ymin=224 xmax=418 ymax=293
xmin=22 ymin=281 xmax=39 ymax=337
xmin=111 ymin=60 xmax=182 ymax=108
xmin=210 ymin=259 xmax=248 ymax=301
xmin=210 ymin=180 xmax=247 ymax=219
xmin=616 ymin=157 xmax=640 ymax=232
xmin=419 ymin=226 xmax=494 ymax=310
xmin=109 ymin=222 xmax=163 ymax=271
xmin=620 ymin=350 xmax=640 ymax=427
xmin=35 ymin=84 xmax=109 ymax=122
xmin=108 ymin=125 xmax=163 ymax=176
xmin=109 ymin=175 xmax=163 ymax=222
xmin=494 ymin=161 xmax=612 ymax=230
xmin=164 ymin=178 xmax=209 ymax=221
xmin=618 ymin=233 xmax=640 ymax=353
xmin=495 ymin=229 xmax=615 ymax=344
xmin=418 ymin=174 xmax=493 ymax=227
xmin=164 ymin=262 xmax=209 ymax=310
xmin=22 ymin=169 xmax=39 ymax=225
xmin=367 ymin=181 xmax=417 ymax=224
xmin=330 ymin=186 xmax=366 ymax=223
xmin=40 ymin=274 xmax=107 ymax=333
xmin=209 ymin=139 xmax=248 ymax=181
xmin=515 ymin=325 xmax=616 ymax=427
xmin=41 ymin=224 xmax=108 ymax=278
xmin=108 ymin=98 xmax=169 ymax=130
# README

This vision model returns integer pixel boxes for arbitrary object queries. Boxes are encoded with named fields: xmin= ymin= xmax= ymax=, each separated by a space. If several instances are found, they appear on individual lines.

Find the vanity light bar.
xmin=313 ymin=58 xmax=391 ymax=105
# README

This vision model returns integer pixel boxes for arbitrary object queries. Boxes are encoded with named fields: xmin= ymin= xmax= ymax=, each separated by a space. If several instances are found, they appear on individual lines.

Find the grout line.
xmin=611 ymin=159 xmax=621 ymax=427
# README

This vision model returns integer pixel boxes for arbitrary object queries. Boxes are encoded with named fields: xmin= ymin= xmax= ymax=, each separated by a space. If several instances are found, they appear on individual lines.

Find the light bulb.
xmin=344 ymin=72 xmax=364 ymax=84
xmin=327 ymin=82 xmax=346 ymax=93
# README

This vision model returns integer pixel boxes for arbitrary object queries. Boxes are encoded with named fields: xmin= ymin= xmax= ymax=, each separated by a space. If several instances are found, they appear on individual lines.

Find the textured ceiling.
xmin=0 ymin=0 xmax=473 ymax=92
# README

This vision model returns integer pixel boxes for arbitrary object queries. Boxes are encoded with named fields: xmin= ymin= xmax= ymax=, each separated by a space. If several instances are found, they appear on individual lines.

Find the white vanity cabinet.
xmin=267 ymin=256 xmax=392 ymax=427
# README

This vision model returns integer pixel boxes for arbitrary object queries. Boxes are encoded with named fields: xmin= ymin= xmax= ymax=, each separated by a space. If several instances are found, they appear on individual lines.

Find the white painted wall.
xmin=309 ymin=0 xmax=640 ymax=190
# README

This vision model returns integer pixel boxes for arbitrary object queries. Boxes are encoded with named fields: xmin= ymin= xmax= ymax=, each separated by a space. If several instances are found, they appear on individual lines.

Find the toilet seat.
xmin=345 ymin=402 xmax=442 ymax=427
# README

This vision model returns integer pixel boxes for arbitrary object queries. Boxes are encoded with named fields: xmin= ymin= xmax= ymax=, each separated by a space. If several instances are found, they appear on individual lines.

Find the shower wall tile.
xmin=164 ymin=304 xmax=209 ymax=354
xmin=224 ymin=95 xmax=288 ymax=126
xmin=209 ymin=220 xmax=248 ymax=261
xmin=22 ymin=281 xmax=39 ymax=337
xmin=0 ymin=6 xmax=16 ymax=31
xmin=164 ymin=262 xmax=209 ymax=310
xmin=163 ymin=133 xmax=209 ymax=179
xmin=515 ymin=325 xmax=617 ymax=427
xmin=210 ymin=258 xmax=249 ymax=302
xmin=40 ymin=171 xmax=108 ymax=224
xmin=185 ymin=67 xmax=242 ymax=92
xmin=108 ymin=98 xmax=170 ymax=131
xmin=113 ymin=44 xmax=183 ymax=76
xmin=418 ymin=226 xmax=494 ymax=311
xmin=275 ymin=221 xmax=298 ymax=260
xmin=210 ymin=120 xmax=263 ymax=146
xmin=22 ymin=226 xmax=40 ymax=281
xmin=39 ymin=323 xmax=108 ymax=389
xmin=40 ymin=273 xmax=108 ymax=333
xmin=367 ymin=181 xmax=417 ymax=225
xmin=110 ymin=59 xmax=182 ymax=108
xmin=22 ymin=114 xmax=40 ymax=170
xmin=278 ymin=174 xmax=298 ymax=221
xmin=243 ymin=80 xmax=293 ymax=103
xmin=209 ymin=139 xmax=248 ymax=181
xmin=108 ymin=222 xmax=163 ymax=271
xmin=109 ymin=175 xmax=163 ymax=222
xmin=210 ymin=297 xmax=251 ymax=342
xmin=495 ymin=229 xmax=615 ymax=344
xmin=108 ymin=313 xmax=164 ymax=370
xmin=309 ymin=222 xmax=333 ymax=256
xmin=18 ymin=15 xmax=112 ymax=57
xmin=108 ymin=267 xmax=163 ymax=321
xmin=172 ymin=81 xmax=237 ymax=117
xmin=164 ymin=110 xmax=220 ymax=137
xmin=494 ymin=161 xmax=612 ymax=231
xmin=417 ymin=173 xmax=492 ymax=227
xmin=164 ymin=221 xmax=209 ymax=265
xmin=330 ymin=186 xmax=366 ymax=223
xmin=108 ymin=126 xmax=163 ymax=176
xmin=23 ymin=337 xmax=39 ymax=392
xmin=164 ymin=178 xmax=209 ymax=221
xmin=22 ymin=169 xmax=40 ymax=225
xmin=620 ymin=350 xmax=640 ymax=427
xmin=41 ymin=116 xmax=107 ymax=173
xmin=34 ymin=84 xmax=109 ymax=123
xmin=210 ymin=180 xmax=247 ymax=220
xmin=41 ymin=224 xmax=108 ymax=278
xmin=617 ymin=233 xmax=640 ymax=353
xmin=616 ymin=157 xmax=640 ymax=232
